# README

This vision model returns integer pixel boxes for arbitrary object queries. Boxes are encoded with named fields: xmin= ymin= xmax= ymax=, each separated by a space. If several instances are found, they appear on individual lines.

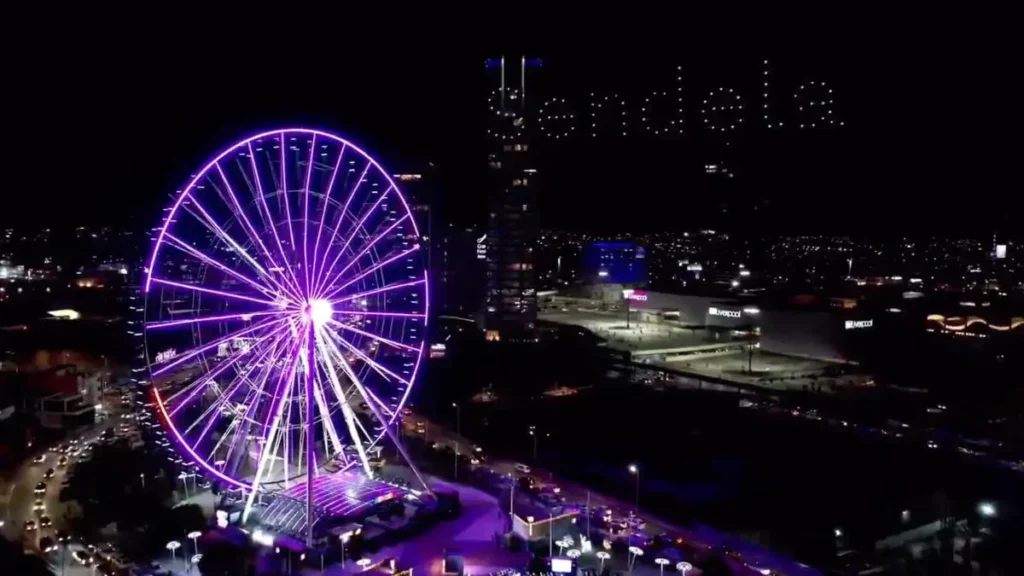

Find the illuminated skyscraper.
xmin=484 ymin=56 xmax=540 ymax=339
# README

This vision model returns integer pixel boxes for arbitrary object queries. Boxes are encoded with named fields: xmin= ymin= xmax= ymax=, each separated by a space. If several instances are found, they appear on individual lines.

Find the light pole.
xmin=178 ymin=472 xmax=191 ymax=500
xmin=187 ymin=531 xmax=202 ymax=574
xmin=57 ymin=532 xmax=69 ymax=576
xmin=140 ymin=473 xmax=145 ymax=489
xmin=596 ymin=551 xmax=610 ymax=571
xmin=628 ymin=546 xmax=644 ymax=575
xmin=166 ymin=540 xmax=181 ymax=572
xmin=656 ymin=557 xmax=670 ymax=576
xmin=339 ymin=532 xmax=352 ymax=568
xmin=452 ymin=402 xmax=460 ymax=480
xmin=529 ymin=426 xmax=537 ymax=461
xmin=677 ymin=561 xmax=693 ymax=576
xmin=628 ymin=463 xmax=640 ymax=514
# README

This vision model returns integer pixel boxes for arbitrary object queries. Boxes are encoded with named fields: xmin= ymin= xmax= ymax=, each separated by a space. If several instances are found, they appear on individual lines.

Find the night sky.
xmin=8 ymin=27 xmax=1017 ymax=236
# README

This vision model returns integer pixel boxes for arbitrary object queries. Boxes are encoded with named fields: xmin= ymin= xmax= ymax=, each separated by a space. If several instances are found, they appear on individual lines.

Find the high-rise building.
xmin=484 ymin=56 xmax=540 ymax=340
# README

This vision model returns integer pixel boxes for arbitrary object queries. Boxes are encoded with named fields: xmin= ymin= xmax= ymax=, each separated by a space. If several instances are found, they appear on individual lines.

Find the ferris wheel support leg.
xmin=333 ymin=355 xmax=433 ymax=496
xmin=305 ymin=321 xmax=316 ymax=548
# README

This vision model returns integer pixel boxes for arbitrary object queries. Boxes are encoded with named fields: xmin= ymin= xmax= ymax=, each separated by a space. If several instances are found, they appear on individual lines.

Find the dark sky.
xmin=8 ymin=24 xmax=1018 ymax=237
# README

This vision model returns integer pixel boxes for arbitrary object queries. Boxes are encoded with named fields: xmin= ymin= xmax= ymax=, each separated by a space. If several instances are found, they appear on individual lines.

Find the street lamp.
xmin=655 ymin=558 xmax=670 ymax=576
xmin=57 ymin=531 xmax=70 ymax=576
xmin=339 ymin=532 xmax=353 ymax=568
xmin=452 ymin=402 xmax=460 ymax=479
xmin=676 ymin=561 xmax=693 ymax=576
xmin=166 ymin=540 xmax=182 ymax=570
xmin=978 ymin=501 xmax=997 ymax=517
xmin=627 ymin=464 xmax=640 ymax=513
xmin=628 ymin=545 xmax=644 ymax=575
xmin=596 ymin=551 xmax=611 ymax=570
xmin=187 ymin=531 xmax=202 ymax=573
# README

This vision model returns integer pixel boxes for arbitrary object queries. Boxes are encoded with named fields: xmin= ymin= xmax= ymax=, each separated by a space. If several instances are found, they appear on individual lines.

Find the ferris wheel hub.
xmin=305 ymin=298 xmax=333 ymax=326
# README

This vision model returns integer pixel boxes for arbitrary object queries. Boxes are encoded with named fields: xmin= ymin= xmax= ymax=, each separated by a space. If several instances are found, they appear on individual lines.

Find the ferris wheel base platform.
xmin=257 ymin=470 xmax=416 ymax=535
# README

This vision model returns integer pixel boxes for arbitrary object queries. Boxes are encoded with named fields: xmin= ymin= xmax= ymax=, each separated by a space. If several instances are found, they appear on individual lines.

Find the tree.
xmin=0 ymin=537 xmax=53 ymax=576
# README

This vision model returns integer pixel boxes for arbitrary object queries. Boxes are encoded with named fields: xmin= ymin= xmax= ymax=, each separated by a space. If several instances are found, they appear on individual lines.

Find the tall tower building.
xmin=484 ymin=56 xmax=539 ymax=340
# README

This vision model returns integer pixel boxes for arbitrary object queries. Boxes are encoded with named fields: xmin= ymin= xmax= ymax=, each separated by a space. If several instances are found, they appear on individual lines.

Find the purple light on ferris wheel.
xmin=144 ymin=128 xmax=428 ymax=494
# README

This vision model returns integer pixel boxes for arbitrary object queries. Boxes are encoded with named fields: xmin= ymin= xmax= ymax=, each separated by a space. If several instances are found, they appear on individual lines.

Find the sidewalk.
xmin=404 ymin=413 xmax=822 ymax=576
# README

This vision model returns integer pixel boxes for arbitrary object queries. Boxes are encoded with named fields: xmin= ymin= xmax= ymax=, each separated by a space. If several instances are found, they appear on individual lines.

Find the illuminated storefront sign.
xmin=476 ymin=234 xmax=487 ymax=260
xmin=155 ymin=348 xmax=178 ymax=363
xmin=622 ymin=289 xmax=647 ymax=302
xmin=845 ymin=319 xmax=873 ymax=330
xmin=708 ymin=307 xmax=741 ymax=319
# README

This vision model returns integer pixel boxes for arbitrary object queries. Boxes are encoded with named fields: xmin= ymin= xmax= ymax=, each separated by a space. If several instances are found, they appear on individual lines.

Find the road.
xmin=1 ymin=392 xmax=131 ymax=575
xmin=401 ymin=412 xmax=822 ymax=576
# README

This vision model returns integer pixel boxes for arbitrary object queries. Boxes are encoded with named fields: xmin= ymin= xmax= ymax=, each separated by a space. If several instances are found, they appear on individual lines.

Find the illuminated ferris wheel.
xmin=142 ymin=128 xmax=428 ymax=510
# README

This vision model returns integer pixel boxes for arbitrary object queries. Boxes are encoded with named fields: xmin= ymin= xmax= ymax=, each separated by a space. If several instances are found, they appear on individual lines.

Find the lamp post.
xmin=339 ymin=532 xmax=352 ymax=568
xmin=529 ymin=426 xmax=537 ymax=461
xmin=628 ymin=464 xmax=640 ymax=515
xmin=677 ymin=561 xmax=693 ymax=576
xmin=187 ymin=531 xmax=202 ymax=574
xmin=656 ymin=558 xmax=670 ymax=576
xmin=452 ymin=402 xmax=460 ymax=479
xmin=166 ymin=540 xmax=182 ymax=571
xmin=628 ymin=546 xmax=644 ymax=575
xmin=57 ymin=531 xmax=69 ymax=576
xmin=178 ymin=472 xmax=190 ymax=500
xmin=596 ymin=551 xmax=611 ymax=570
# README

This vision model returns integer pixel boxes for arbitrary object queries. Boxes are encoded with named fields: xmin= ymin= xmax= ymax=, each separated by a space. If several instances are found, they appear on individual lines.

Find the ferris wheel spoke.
xmin=319 ymin=325 xmax=405 ymax=408
xmin=315 ymin=213 xmax=412 ymax=300
xmin=278 ymin=132 xmax=297 ymax=252
xmin=184 ymin=330 xmax=290 ymax=443
xmin=319 ymin=242 xmax=420 ymax=302
xmin=180 ymin=195 xmax=288 ymax=294
xmin=146 ymin=309 xmax=287 ymax=330
xmin=301 ymin=134 xmax=317 ymax=294
xmin=164 ymin=320 xmax=292 ymax=414
xmin=312 ymin=370 xmax=345 ymax=457
xmin=243 ymin=328 xmax=307 ymax=521
xmin=314 ymin=185 xmax=393 ymax=297
xmin=327 ymin=318 xmax=419 ymax=354
xmin=322 ymin=327 xmax=423 ymax=490
xmin=332 ymin=310 xmax=426 ymax=320
xmin=162 ymin=233 xmax=282 ymax=301
xmin=330 ymin=278 xmax=425 ymax=306
xmin=310 ymin=145 xmax=347 ymax=293
xmin=313 ymin=162 xmax=372 ymax=296
xmin=213 ymin=163 xmax=303 ymax=302
xmin=152 ymin=315 xmax=290 ymax=377
xmin=315 ymin=330 xmax=374 ymax=477
xmin=149 ymin=277 xmax=283 ymax=307
xmin=247 ymin=141 xmax=305 ymax=299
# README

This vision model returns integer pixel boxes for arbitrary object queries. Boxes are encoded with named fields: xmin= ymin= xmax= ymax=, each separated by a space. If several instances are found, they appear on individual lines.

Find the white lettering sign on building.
xmin=844 ymin=319 xmax=873 ymax=330
xmin=622 ymin=289 xmax=647 ymax=302
xmin=708 ymin=307 xmax=741 ymax=319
